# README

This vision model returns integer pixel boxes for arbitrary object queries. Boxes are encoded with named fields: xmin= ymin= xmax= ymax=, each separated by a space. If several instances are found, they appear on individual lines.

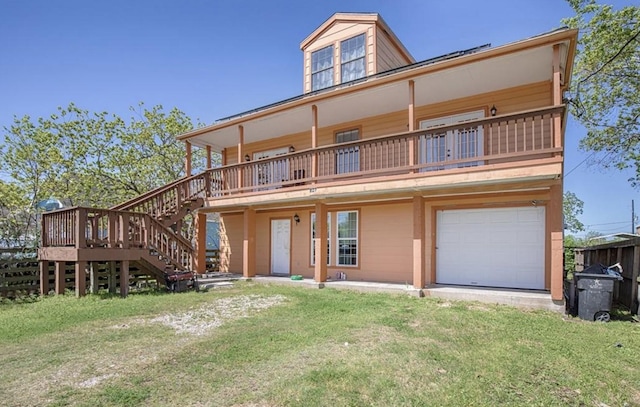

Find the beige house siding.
xmin=218 ymin=213 xmax=244 ymax=273
xmin=224 ymin=80 xmax=552 ymax=165
xmin=376 ymin=26 xmax=410 ymax=72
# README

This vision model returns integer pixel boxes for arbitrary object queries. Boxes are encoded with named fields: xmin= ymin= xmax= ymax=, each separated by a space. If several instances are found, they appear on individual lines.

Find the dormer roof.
xmin=300 ymin=12 xmax=415 ymax=63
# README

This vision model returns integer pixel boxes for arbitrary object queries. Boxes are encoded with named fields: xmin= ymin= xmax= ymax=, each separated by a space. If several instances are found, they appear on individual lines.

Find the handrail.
xmin=111 ymin=171 xmax=207 ymax=211
xmin=41 ymin=207 xmax=194 ymax=271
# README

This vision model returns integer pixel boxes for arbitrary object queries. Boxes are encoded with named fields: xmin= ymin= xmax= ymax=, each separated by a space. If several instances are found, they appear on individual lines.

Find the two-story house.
xmin=39 ymin=12 xmax=577 ymax=305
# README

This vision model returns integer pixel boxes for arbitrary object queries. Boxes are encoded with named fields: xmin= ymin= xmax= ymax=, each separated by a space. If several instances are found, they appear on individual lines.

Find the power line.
xmin=578 ymin=28 xmax=640 ymax=85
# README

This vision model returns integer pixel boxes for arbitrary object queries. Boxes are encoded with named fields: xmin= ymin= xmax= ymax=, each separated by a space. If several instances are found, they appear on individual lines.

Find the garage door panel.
xmin=436 ymin=207 xmax=545 ymax=290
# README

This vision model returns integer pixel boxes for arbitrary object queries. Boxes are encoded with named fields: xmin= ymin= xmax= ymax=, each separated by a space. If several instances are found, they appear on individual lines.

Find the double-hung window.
xmin=337 ymin=211 xmax=358 ymax=266
xmin=311 ymin=45 xmax=334 ymax=91
xmin=310 ymin=212 xmax=331 ymax=266
xmin=340 ymin=34 xmax=366 ymax=83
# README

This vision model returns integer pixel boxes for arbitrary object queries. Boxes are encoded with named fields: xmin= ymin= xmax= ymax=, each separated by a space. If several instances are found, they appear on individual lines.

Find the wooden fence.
xmin=0 ymin=249 xmax=154 ymax=298
xmin=575 ymin=238 xmax=640 ymax=313
xmin=1 ymin=248 xmax=220 ymax=298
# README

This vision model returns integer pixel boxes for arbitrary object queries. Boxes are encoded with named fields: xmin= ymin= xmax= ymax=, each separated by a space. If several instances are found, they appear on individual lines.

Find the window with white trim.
xmin=337 ymin=211 xmax=358 ymax=266
xmin=311 ymin=45 xmax=334 ymax=91
xmin=341 ymin=34 xmax=366 ymax=83
xmin=310 ymin=212 xmax=331 ymax=266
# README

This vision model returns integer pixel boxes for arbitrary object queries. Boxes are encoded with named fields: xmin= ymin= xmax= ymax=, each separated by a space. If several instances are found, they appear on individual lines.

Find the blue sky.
xmin=0 ymin=0 xmax=636 ymax=237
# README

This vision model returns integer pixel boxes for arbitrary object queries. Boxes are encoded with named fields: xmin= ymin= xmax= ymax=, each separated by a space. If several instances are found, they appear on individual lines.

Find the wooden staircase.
xmin=39 ymin=172 xmax=211 ymax=294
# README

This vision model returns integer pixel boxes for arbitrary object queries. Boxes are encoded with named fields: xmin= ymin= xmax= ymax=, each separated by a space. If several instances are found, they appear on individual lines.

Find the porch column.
xmin=243 ymin=208 xmax=256 ymax=278
xmin=408 ymin=80 xmax=416 ymax=171
xmin=89 ymin=262 xmax=100 ymax=294
xmin=425 ymin=202 xmax=434 ymax=286
xmin=75 ymin=261 xmax=87 ymax=297
xmin=194 ymin=212 xmax=207 ymax=274
xmin=311 ymin=105 xmax=318 ymax=180
xmin=120 ymin=260 xmax=129 ymax=298
xmin=206 ymin=145 xmax=212 ymax=169
xmin=548 ymin=183 xmax=564 ymax=301
xmin=314 ymin=203 xmax=328 ymax=283
xmin=54 ymin=261 xmax=65 ymax=295
xmin=412 ymin=196 xmax=425 ymax=289
xmin=237 ymin=125 xmax=244 ymax=189
xmin=39 ymin=261 xmax=49 ymax=296
xmin=185 ymin=141 xmax=192 ymax=177
xmin=552 ymin=44 xmax=562 ymax=151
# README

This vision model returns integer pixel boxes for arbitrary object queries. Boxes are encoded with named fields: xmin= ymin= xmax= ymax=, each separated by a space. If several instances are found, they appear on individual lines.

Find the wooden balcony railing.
xmin=204 ymin=105 xmax=563 ymax=196
xmin=41 ymin=207 xmax=193 ymax=271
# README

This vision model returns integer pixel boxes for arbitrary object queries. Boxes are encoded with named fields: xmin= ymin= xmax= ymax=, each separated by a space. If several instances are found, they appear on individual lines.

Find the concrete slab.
xmin=425 ymin=285 xmax=564 ymax=312
xmin=249 ymin=276 xmax=563 ymax=311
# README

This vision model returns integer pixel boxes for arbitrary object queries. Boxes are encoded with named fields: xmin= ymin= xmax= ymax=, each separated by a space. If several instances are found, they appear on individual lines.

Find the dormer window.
xmin=341 ymin=34 xmax=366 ymax=83
xmin=311 ymin=45 xmax=334 ymax=91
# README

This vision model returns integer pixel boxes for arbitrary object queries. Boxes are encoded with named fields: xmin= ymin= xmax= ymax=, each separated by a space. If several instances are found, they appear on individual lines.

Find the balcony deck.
xmin=193 ymin=105 xmax=563 ymax=208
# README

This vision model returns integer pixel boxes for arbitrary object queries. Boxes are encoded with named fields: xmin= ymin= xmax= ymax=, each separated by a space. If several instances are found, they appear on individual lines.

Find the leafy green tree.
xmin=2 ymin=103 xmax=209 ymax=209
xmin=0 ymin=103 xmax=214 ymax=247
xmin=563 ymin=191 xmax=585 ymax=273
xmin=563 ymin=1 xmax=640 ymax=185
xmin=563 ymin=191 xmax=585 ymax=233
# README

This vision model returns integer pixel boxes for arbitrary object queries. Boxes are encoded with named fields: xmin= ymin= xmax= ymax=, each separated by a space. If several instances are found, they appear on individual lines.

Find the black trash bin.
xmin=574 ymin=264 xmax=622 ymax=322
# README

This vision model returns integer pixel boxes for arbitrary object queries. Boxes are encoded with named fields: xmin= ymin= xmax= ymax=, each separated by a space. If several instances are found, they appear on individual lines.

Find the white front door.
xmin=271 ymin=219 xmax=291 ymax=275
xmin=436 ymin=207 xmax=545 ymax=289
xmin=418 ymin=110 xmax=484 ymax=170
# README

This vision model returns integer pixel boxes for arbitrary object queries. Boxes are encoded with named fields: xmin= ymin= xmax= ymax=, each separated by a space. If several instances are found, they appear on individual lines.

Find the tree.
xmin=563 ymin=1 xmax=640 ymax=185
xmin=563 ymin=191 xmax=585 ymax=233
xmin=0 ymin=103 xmax=212 ymax=247
xmin=1 ymin=103 xmax=209 ymax=209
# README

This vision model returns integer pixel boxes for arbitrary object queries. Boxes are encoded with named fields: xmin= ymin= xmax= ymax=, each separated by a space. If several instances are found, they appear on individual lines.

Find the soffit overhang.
xmin=181 ymin=28 xmax=578 ymax=152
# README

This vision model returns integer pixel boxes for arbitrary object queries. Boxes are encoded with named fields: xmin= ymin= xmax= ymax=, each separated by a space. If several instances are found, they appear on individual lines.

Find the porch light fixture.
xmin=289 ymin=145 xmax=295 ymax=153
xmin=244 ymin=154 xmax=250 ymax=162
xmin=490 ymin=105 xmax=497 ymax=116
xmin=293 ymin=213 xmax=300 ymax=224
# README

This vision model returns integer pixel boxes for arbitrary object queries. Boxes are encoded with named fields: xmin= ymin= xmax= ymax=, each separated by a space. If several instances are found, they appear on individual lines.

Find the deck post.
xmin=75 ymin=208 xmax=87 ymax=249
xmin=314 ymin=203 xmax=327 ymax=283
xmin=185 ymin=141 xmax=192 ymax=177
xmin=120 ymin=260 xmax=130 ymax=298
xmin=242 ymin=208 xmax=256 ymax=278
xmin=75 ymin=261 xmax=87 ymax=297
xmin=548 ymin=183 xmax=564 ymax=301
xmin=408 ymin=80 xmax=416 ymax=172
xmin=54 ymin=261 xmax=65 ymax=295
xmin=108 ymin=261 xmax=117 ymax=294
xmin=412 ymin=196 xmax=425 ymax=289
xmin=237 ymin=125 xmax=244 ymax=190
xmin=206 ymin=145 xmax=212 ymax=169
xmin=39 ymin=261 xmax=49 ymax=296
xmin=552 ymin=44 xmax=563 ymax=152
xmin=311 ymin=105 xmax=318 ymax=180
xmin=194 ymin=212 xmax=207 ymax=273
xmin=89 ymin=262 xmax=100 ymax=294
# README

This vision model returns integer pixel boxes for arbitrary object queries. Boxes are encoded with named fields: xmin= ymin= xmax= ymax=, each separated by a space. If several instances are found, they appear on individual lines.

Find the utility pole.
xmin=633 ymin=199 xmax=636 ymax=234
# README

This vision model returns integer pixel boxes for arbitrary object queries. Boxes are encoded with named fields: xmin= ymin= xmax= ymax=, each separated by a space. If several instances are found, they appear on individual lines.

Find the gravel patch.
xmin=150 ymin=294 xmax=286 ymax=335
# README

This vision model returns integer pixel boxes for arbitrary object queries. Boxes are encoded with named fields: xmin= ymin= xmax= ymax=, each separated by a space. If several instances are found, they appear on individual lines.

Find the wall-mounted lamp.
xmin=289 ymin=145 xmax=295 ymax=153
xmin=293 ymin=213 xmax=300 ymax=224
xmin=244 ymin=154 xmax=250 ymax=162
xmin=531 ymin=200 xmax=538 ymax=207
xmin=490 ymin=105 xmax=497 ymax=117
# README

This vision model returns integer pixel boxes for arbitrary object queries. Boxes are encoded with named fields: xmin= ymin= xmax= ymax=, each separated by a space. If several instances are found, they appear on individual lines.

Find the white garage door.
xmin=436 ymin=207 xmax=545 ymax=289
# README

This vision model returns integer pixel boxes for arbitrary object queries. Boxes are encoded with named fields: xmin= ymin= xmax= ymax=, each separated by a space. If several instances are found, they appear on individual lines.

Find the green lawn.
xmin=0 ymin=283 xmax=639 ymax=407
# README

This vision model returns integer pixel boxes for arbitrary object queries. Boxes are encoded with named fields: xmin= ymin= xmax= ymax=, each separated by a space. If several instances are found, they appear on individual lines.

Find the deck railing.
xmin=41 ymin=207 xmax=193 ymax=271
xmin=96 ymin=106 xmax=563 ymax=218
xmin=204 ymin=105 xmax=563 ymax=196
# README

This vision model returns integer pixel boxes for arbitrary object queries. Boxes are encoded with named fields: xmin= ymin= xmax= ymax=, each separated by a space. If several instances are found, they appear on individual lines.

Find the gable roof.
xmin=300 ymin=12 xmax=414 ymax=63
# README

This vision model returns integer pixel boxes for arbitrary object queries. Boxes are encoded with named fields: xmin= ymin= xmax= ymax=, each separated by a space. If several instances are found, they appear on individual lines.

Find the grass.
xmin=0 ymin=283 xmax=639 ymax=406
